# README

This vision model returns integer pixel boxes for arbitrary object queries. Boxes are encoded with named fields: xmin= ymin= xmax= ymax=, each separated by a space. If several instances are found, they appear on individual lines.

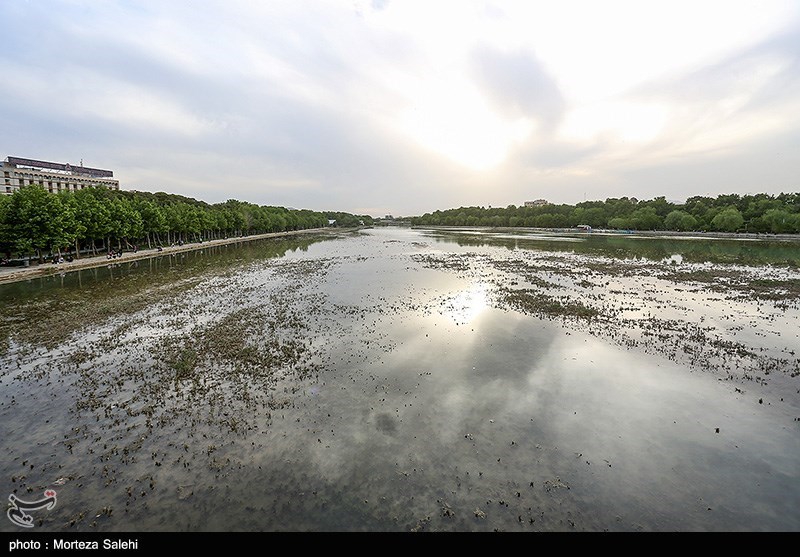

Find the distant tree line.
xmin=0 ymin=185 xmax=373 ymax=262
xmin=411 ymin=193 xmax=800 ymax=234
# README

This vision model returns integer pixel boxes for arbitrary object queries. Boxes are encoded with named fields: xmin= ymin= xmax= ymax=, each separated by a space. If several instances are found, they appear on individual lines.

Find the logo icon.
xmin=7 ymin=490 xmax=57 ymax=528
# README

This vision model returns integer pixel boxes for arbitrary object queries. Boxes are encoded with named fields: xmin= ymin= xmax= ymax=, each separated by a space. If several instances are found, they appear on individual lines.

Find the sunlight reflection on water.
xmin=1 ymin=227 xmax=798 ymax=532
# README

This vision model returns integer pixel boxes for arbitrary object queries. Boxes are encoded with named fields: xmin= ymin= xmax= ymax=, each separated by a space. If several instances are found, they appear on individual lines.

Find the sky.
xmin=1 ymin=0 xmax=799 ymax=217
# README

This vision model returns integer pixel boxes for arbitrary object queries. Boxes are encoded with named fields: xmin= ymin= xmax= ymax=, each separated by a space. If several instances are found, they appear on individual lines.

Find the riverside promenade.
xmin=0 ymin=228 xmax=331 ymax=285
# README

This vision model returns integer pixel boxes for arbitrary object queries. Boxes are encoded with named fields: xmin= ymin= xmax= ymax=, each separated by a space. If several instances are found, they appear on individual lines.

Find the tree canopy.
xmin=410 ymin=193 xmax=800 ymax=234
xmin=0 ymin=186 xmax=372 ymax=260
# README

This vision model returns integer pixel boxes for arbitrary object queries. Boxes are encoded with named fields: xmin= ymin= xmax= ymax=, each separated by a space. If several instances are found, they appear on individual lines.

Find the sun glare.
xmin=395 ymin=80 xmax=532 ymax=171
xmin=559 ymin=101 xmax=668 ymax=144
xmin=444 ymin=283 xmax=489 ymax=324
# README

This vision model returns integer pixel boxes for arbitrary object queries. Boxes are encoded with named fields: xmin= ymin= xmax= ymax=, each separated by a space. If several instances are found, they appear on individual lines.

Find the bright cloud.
xmin=394 ymin=75 xmax=534 ymax=170
xmin=560 ymin=101 xmax=667 ymax=144
xmin=0 ymin=0 xmax=798 ymax=215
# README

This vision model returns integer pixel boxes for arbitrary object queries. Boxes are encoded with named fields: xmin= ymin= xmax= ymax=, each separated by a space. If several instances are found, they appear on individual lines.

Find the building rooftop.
xmin=4 ymin=156 xmax=114 ymax=178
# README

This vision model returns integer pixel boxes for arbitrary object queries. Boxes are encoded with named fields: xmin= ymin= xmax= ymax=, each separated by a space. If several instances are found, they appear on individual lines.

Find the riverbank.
xmin=0 ymin=227 xmax=344 ymax=285
xmin=412 ymin=225 xmax=800 ymax=242
xmin=1 ymin=226 xmax=797 ymax=532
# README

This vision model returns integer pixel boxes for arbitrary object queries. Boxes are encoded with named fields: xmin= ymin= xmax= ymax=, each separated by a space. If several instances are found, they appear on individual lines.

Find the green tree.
xmin=5 ymin=185 xmax=66 ymax=262
xmin=57 ymin=192 xmax=82 ymax=256
xmin=133 ymin=198 xmax=167 ymax=248
xmin=608 ymin=216 xmax=631 ymax=230
xmin=642 ymin=196 xmax=675 ymax=217
xmin=73 ymin=188 xmax=112 ymax=255
xmin=762 ymin=209 xmax=800 ymax=233
xmin=711 ymin=206 xmax=744 ymax=232
xmin=0 ymin=195 xmax=11 ymax=257
xmin=664 ymin=210 xmax=698 ymax=232
xmin=628 ymin=207 xmax=663 ymax=230
xmin=162 ymin=204 xmax=183 ymax=244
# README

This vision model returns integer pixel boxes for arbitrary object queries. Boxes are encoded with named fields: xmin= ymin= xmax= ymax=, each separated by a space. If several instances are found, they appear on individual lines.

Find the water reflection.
xmin=442 ymin=283 xmax=489 ymax=324
xmin=662 ymin=254 xmax=684 ymax=265
xmin=419 ymin=227 xmax=800 ymax=267
xmin=0 ymin=235 xmax=335 ymax=351
xmin=0 ymin=226 xmax=798 ymax=532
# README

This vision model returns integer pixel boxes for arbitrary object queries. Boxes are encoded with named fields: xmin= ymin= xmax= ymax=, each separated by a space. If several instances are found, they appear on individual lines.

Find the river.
xmin=1 ymin=226 xmax=798 ymax=531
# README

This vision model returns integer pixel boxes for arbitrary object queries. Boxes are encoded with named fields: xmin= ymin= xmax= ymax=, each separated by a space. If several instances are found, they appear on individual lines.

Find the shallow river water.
xmin=1 ymin=227 xmax=798 ymax=532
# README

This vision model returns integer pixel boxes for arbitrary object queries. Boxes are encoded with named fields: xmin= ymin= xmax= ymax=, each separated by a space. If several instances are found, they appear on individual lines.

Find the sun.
xmin=444 ymin=283 xmax=489 ymax=324
xmin=394 ymin=78 xmax=532 ymax=171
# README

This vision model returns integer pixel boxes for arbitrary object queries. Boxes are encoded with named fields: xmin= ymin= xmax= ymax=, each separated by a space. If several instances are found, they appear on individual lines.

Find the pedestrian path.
xmin=0 ymin=228 xmax=328 ymax=285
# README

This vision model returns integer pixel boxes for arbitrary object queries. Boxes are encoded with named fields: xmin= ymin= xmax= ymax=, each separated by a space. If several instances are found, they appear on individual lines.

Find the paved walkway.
xmin=0 ymin=228 xmax=329 ymax=285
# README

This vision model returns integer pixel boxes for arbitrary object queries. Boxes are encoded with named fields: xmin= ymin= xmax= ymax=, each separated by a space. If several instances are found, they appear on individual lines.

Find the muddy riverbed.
xmin=1 ymin=227 xmax=798 ymax=532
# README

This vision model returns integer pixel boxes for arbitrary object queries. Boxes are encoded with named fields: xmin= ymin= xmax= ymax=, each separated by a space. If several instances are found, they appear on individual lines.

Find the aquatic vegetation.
xmin=0 ymin=228 xmax=798 ymax=532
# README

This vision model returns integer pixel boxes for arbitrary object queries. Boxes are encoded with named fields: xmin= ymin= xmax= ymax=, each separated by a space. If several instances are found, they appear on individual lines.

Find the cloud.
xmin=471 ymin=45 xmax=565 ymax=131
xmin=518 ymin=140 xmax=602 ymax=169
xmin=617 ymin=21 xmax=800 ymax=164
xmin=0 ymin=1 xmax=798 ymax=217
xmin=617 ymin=125 xmax=800 ymax=203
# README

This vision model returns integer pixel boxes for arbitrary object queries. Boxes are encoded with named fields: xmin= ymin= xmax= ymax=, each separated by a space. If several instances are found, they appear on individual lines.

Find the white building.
xmin=2 ymin=156 xmax=120 ymax=195
xmin=524 ymin=199 xmax=549 ymax=207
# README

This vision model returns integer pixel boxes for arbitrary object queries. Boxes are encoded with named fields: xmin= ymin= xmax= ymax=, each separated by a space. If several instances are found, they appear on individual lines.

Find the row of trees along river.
xmin=0 ymin=185 xmax=373 ymax=262
xmin=410 ymin=193 xmax=800 ymax=233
